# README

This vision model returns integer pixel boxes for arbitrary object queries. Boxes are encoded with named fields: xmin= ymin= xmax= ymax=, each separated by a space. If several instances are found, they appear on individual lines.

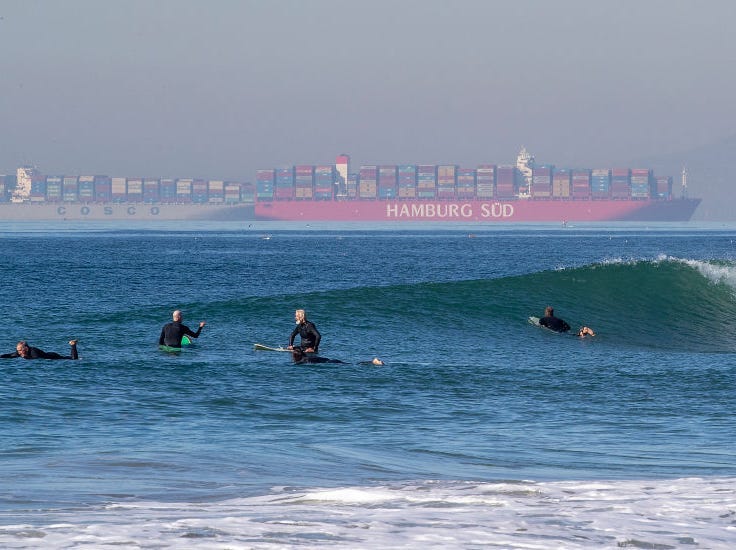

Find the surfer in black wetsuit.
xmin=1 ymin=339 xmax=79 ymax=360
xmin=539 ymin=306 xmax=571 ymax=333
xmin=159 ymin=310 xmax=206 ymax=348
xmin=291 ymin=347 xmax=343 ymax=364
xmin=288 ymin=309 xmax=321 ymax=353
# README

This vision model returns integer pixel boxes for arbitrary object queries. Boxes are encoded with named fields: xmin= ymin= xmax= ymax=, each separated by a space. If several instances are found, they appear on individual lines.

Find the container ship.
xmin=0 ymin=168 xmax=255 ymax=221
xmin=0 ymin=148 xmax=701 ymax=223
xmin=255 ymin=149 xmax=701 ymax=223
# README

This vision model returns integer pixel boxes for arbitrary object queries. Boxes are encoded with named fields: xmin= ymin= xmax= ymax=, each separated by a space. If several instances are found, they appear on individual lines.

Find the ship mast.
xmin=681 ymin=166 xmax=688 ymax=199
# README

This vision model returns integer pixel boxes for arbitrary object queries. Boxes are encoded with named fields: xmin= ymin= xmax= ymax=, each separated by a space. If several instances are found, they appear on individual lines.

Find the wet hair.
xmin=545 ymin=306 xmax=554 ymax=317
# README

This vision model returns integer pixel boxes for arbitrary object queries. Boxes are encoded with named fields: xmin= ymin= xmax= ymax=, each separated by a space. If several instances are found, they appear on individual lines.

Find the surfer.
xmin=1 ymin=339 xmax=79 ymax=360
xmin=159 ymin=310 xmax=206 ymax=348
xmin=577 ymin=326 xmax=596 ymax=337
xmin=288 ymin=309 xmax=321 ymax=353
xmin=291 ymin=347 xmax=343 ymax=364
xmin=538 ymin=306 xmax=571 ymax=333
xmin=358 ymin=357 xmax=385 ymax=366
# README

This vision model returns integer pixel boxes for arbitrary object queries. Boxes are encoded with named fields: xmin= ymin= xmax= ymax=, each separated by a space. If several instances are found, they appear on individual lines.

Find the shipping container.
xmin=654 ymin=176 xmax=672 ymax=199
xmin=571 ymin=169 xmax=591 ymax=199
xmin=176 ymin=179 xmax=193 ymax=203
xmin=314 ymin=165 xmax=334 ymax=200
xmin=143 ymin=178 xmax=160 ymax=203
xmin=191 ymin=179 xmax=208 ymax=204
xmin=378 ymin=165 xmax=397 ymax=198
xmin=208 ymin=180 xmax=225 ymax=203
xmin=159 ymin=178 xmax=177 ymax=203
xmin=224 ymin=182 xmax=241 ymax=203
xmin=126 ymin=178 xmax=143 ymax=202
xmin=591 ymin=169 xmax=610 ymax=199
xmin=63 ymin=176 xmax=78 ymax=202
xmin=456 ymin=168 xmax=476 ymax=199
xmin=552 ymin=169 xmax=571 ymax=198
xmin=256 ymin=170 xmax=276 ymax=200
xmin=345 ymin=173 xmax=358 ymax=198
xmin=111 ymin=177 xmax=127 ymax=202
xmin=44 ymin=177 xmax=62 ymax=202
xmin=359 ymin=166 xmax=378 ymax=199
xmin=77 ymin=176 xmax=95 ymax=202
xmin=496 ymin=165 xmax=516 ymax=198
xmin=531 ymin=167 xmax=552 ymax=198
xmin=94 ymin=176 xmax=112 ymax=202
xmin=476 ymin=165 xmax=495 ymax=199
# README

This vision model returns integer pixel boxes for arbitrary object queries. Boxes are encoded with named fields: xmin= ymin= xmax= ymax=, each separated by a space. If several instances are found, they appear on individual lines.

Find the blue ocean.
xmin=1 ymin=222 xmax=735 ymax=549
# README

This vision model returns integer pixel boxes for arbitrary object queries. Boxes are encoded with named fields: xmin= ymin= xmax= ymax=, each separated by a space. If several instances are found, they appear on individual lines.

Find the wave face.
xmin=218 ymin=256 xmax=736 ymax=355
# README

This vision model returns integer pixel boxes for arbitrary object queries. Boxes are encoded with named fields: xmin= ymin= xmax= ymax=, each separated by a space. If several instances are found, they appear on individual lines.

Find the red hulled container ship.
xmin=254 ymin=149 xmax=701 ymax=223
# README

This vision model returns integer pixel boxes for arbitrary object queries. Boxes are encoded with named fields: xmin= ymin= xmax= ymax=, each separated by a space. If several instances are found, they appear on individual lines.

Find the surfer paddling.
xmin=291 ymin=347 xmax=344 ymax=364
xmin=538 ymin=306 xmax=571 ymax=333
xmin=1 ymin=339 xmax=79 ymax=360
xmin=577 ymin=326 xmax=596 ymax=337
xmin=538 ymin=306 xmax=595 ymax=337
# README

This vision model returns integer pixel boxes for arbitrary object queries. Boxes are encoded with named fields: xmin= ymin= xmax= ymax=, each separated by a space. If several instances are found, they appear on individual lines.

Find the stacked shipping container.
xmin=1 ymin=155 xmax=675 ymax=206
xmin=417 ymin=165 xmax=436 ymax=198
xmin=255 ymin=156 xmax=677 ymax=204
xmin=314 ymin=166 xmax=334 ymax=200
xmin=398 ymin=165 xmax=416 ymax=198
xmin=476 ymin=165 xmax=495 ymax=199
xmin=378 ymin=166 xmax=397 ymax=199
xmin=359 ymin=166 xmax=377 ymax=199
xmin=0 ymin=171 xmax=251 ymax=207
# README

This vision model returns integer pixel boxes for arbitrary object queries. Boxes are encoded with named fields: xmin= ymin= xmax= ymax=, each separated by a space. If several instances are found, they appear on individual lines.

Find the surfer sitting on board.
xmin=538 ymin=306 xmax=571 ymax=333
xmin=159 ymin=310 xmax=206 ymax=348
xmin=291 ymin=347 xmax=344 ymax=364
xmin=1 ymin=339 xmax=79 ymax=360
xmin=288 ymin=309 xmax=321 ymax=353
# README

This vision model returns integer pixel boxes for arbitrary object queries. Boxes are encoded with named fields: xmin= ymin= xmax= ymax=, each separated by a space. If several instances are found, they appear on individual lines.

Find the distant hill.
xmin=633 ymin=134 xmax=736 ymax=221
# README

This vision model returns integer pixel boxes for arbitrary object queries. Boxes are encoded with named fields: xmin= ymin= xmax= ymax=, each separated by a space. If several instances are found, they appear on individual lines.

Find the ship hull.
xmin=0 ymin=202 xmax=255 ymax=221
xmin=255 ymin=198 xmax=701 ymax=223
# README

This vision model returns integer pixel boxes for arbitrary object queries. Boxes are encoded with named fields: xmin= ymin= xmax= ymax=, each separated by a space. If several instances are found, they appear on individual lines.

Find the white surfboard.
xmin=253 ymin=343 xmax=293 ymax=352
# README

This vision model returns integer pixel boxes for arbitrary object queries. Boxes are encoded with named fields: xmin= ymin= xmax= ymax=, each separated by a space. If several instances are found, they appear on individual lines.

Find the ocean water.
xmin=0 ymin=222 xmax=735 ymax=549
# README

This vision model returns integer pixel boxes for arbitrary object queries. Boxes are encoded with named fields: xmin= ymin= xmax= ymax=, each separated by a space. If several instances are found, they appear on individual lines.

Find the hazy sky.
xmin=1 ymin=0 xmax=734 ymax=180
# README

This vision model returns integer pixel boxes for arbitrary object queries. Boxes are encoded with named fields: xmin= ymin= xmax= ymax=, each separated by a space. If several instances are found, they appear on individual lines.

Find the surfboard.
xmin=253 ymin=343 xmax=293 ymax=352
xmin=529 ymin=316 xmax=569 ymax=334
xmin=529 ymin=316 xmax=556 ymax=332
xmin=159 ymin=344 xmax=183 ymax=353
xmin=182 ymin=335 xmax=192 ymax=346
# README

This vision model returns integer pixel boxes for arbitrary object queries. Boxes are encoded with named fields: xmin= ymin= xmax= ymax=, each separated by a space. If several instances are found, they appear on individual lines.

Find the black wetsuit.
xmin=289 ymin=321 xmax=321 ymax=352
xmin=294 ymin=355 xmax=344 ymax=364
xmin=1 ymin=343 xmax=78 ymax=360
xmin=539 ymin=315 xmax=571 ymax=333
xmin=159 ymin=321 xmax=203 ymax=347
